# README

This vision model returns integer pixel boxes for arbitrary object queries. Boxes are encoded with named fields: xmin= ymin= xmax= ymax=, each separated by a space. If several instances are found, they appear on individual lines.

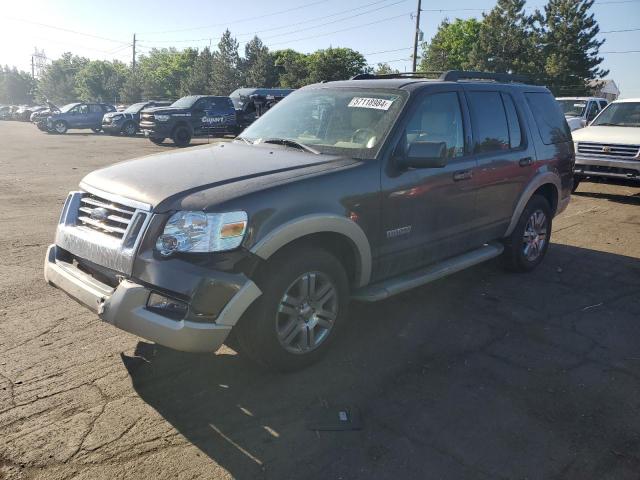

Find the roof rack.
xmin=351 ymin=70 xmax=529 ymax=84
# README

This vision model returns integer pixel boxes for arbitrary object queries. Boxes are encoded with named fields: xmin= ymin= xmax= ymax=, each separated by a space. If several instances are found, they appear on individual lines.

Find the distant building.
xmin=588 ymin=79 xmax=620 ymax=102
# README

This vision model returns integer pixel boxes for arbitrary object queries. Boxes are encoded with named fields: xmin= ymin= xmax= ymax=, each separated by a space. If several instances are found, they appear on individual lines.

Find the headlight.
xmin=156 ymin=211 xmax=248 ymax=256
xmin=155 ymin=114 xmax=170 ymax=122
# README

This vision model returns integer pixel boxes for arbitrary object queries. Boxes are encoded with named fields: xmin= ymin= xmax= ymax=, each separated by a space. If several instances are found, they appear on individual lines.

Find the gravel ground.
xmin=1 ymin=121 xmax=640 ymax=480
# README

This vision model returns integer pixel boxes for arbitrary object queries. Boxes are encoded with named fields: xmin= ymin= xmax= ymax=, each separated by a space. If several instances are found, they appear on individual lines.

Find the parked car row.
xmin=18 ymin=88 xmax=294 ymax=146
xmin=0 ymin=104 xmax=48 ymax=121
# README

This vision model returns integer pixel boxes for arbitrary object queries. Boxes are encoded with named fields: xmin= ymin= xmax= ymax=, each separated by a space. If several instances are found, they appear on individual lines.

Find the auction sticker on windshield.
xmin=348 ymin=97 xmax=394 ymax=110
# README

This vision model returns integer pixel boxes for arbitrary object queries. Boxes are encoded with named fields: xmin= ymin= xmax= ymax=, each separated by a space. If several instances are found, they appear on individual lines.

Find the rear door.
xmin=88 ymin=104 xmax=104 ymax=127
xmin=465 ymin=87 xmax=536 ymax=242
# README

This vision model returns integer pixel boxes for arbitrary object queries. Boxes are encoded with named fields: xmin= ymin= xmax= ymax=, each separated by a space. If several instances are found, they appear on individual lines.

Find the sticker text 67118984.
xmin=348 ymin=97 xmax=394 ymax=111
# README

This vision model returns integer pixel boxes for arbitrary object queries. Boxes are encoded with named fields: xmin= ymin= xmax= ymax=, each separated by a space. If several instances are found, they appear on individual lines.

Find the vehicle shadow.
xmin=126 ymin=243 xmax=640 ymax=479
xmin=574 ymin=190 xmax=640 ymax=206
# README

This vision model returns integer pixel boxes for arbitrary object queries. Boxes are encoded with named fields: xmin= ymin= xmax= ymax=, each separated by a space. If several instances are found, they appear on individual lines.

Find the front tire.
xmin=53 ymin=121 xmax=68 ymax=134
xmin=149 ymin=137 xmax=165 ymax=145
xmin=172 ymin=125 xmax=192 ymax=147
xmin=122 ymin=121 xmax=137 ymax=136
xmin=235 ymin=246 xmax=349 ymax=372
xmin=502 ymin=194 xmax=552 ymax=272
xmin=91 ymin=127 xmax=101 ymax=133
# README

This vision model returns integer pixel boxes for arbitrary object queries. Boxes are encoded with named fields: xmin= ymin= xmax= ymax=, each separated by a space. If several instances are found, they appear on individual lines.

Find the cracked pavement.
xmin=1 ymin=121 xmax=640 ymax=479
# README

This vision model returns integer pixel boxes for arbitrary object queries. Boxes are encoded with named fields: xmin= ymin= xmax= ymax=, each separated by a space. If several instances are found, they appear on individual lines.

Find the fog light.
xmin=147 ymin=292 xmax=188 ymax=320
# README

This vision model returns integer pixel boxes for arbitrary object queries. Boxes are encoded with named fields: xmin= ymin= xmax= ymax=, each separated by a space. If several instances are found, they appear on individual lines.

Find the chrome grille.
xmin=77 ymin=193 xmax=137 ymax=239
xmin=577 ymin=142 xmax=640 ymax=158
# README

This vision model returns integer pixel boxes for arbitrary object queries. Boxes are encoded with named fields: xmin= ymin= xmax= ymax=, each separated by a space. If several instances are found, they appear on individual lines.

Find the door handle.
xmin=453 ymin=170 xmax=473 ymax=181
xmin=519 ymin=157 xmax=533 ymax=167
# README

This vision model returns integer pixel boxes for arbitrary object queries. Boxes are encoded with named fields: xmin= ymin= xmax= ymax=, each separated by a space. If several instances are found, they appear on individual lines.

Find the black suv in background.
xmin=45 ymin=71 xmax=573 ymax=371
xmin=230 ymin=87 xmax=294 ymax=128
xmin=139 ymin=95 xmax=238 ymax=146
xmin=102 ymin=100 xmax=172 ymax=136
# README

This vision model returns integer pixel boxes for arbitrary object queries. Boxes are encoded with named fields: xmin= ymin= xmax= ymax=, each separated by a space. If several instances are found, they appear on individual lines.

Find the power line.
xmin=138 ymin=0 xmax=329 ymax=34
xmin=600 ymin=27 xmax=640 ymax=33
xmin=4 ymin=16 xmax=130 ymax=45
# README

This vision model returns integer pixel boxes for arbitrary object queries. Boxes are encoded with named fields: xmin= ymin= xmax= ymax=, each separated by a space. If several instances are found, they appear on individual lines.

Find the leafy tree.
xmin=539 ymin=0 xmax=607 ymax=95
xmin=305 ymin=47 xmax=369 ymax=83
xmin=38 ymin=53 xmax=89 ymax=104
xmin=181 ymin=47 xmax=214 ymax=95
xmin=0 ymin=66 xmax=36 ymax=104
xmin=469 ymin=0 xmax=539 ymax=76
xmin=120 ymin=71 xmax=142 ymax=103
xmin=136 ymin=48 xmax=197 ymax=100
xmin=242 ymin=36 xmax=277 ymax=87
xmin=374 ymin=63 xmax=400 ymax=75
xmin=211 ymin=30 xmax=242 ymax=95
xmin=76 ymin=60 xmax=128 ymax=103
xmin=272 ymin=49 xmax=309 ymax=88
xmin=419 ymin=18 xmax=481 ymax=72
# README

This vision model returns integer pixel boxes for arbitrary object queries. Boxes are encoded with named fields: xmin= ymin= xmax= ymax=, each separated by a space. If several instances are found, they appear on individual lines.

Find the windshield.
xmin=557 ymin=99 xmax=587 ymax=117
xmin=591 ymin=102 xmax=640 ymax=127
xmin=239 ymin=88 xmax=407 ymax=159
xmin=170 ymin=96 xmax=198 ymax=109
xmin=59 ymin=103 xmax=79 ymax=113
xmin=124 ymin=102 xmax=146 ymax=113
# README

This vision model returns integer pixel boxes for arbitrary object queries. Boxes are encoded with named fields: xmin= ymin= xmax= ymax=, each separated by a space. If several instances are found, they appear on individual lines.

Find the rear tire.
xmin=149 ymin=137 xmax=165 ymax=145
xmin=502 ymin=194 xmax=552 ymax=272
xmin=234 ymin=246 xmax=349 ymax=372
xmin=172 ymin=125 xmax=192 ymax=147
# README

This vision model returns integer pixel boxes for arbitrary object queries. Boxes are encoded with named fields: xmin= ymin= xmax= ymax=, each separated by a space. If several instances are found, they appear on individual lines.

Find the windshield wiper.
xmin=236 ymin=136 xmax=253 ymax=145
xmin=262 ymin=138 xmax=320 ymax=155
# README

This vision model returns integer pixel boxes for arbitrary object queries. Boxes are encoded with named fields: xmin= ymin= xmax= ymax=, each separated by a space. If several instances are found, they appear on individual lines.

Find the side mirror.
xmin=398 ymin=141 xmax=448 ymax=169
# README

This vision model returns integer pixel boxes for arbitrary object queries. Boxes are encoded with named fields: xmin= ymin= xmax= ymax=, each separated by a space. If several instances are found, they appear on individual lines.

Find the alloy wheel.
xmin=522 ymin=209 xmax=548 ymax=262
xmin=275 ymin=271 xmax=338 ymax=354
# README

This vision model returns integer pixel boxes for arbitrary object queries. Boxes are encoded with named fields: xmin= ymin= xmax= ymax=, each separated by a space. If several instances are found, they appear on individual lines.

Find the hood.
xmin=81 ymin=142 xmax=354 ymax=211
xmin=46 ymin=101 xmax=59 ymax=112
xmin=104 ymin=111 xmax=133 ymax=119
xmin=572 ymin=125 xmax=640 ymax=144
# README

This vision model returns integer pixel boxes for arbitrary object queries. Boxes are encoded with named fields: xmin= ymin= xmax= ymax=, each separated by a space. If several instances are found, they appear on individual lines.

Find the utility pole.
xmin=132 ymin=33 xmax=136 ymax=73
xmin=31 ymin=54 xmax=35 ymax=79
xmin=412 ymin=0 xmax=422 ymax=72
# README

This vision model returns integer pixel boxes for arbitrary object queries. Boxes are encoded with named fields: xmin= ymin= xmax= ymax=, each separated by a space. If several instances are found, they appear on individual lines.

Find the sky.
xmin=1 ymin=0 xmax=639 ymax=97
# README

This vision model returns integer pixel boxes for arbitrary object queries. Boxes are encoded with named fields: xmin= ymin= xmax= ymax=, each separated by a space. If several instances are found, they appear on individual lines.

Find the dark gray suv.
xmin=44 ymin=71 xmax=574 ymax=371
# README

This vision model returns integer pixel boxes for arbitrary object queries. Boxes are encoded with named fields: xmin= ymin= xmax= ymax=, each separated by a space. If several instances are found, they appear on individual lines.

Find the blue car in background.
xmin=46 ymin=102 xmax=116 ymax=134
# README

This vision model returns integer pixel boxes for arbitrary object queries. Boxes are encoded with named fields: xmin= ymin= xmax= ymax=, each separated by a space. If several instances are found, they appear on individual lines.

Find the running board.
xmin=352 ymin=242 xmax=504 ymax=302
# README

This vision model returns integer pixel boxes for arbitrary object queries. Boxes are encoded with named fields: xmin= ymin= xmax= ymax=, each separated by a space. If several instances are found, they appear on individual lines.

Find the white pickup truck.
xmin=556 ymin=97 xmax=608 ymax=131
xmin=572 ymin=98 xmax=640 ymax=191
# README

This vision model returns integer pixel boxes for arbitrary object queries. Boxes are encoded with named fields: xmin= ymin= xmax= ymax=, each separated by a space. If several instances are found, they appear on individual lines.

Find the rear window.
xmin=525 ymin=93 xmax=571 ymax=144
xmin=467 ymin=91 xmax=510 ymax=154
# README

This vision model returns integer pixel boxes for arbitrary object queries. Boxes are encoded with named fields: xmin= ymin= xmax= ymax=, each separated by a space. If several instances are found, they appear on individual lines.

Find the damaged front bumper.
xmin=44 ymin=244 xmax=261 ymax=353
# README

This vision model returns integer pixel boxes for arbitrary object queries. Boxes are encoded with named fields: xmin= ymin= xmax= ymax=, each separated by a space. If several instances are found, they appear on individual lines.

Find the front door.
xmin=378 ymin=89 xmax=479 ymax=280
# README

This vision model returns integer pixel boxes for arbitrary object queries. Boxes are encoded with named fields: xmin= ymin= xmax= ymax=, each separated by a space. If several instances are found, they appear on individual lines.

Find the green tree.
xmin=469 ymin=0 xmax=539 ymax=76
xmin=136 ymin=48 xmax=197 ymax=100
xmin=180 ymin=47 xmax=214 ymax=95
xmin=242 ymin=36 xmax=277 ymax=87
xmin=0 ymin=66 xmax=36 ymax=104
xmin=38 ymin=53 xmax=89 ymax=104
xmin=419 ymin=18 xmax=481 ymax=72
xmin=120 ymin=70 xmax=142 ymax=103
xmin=305 ymin=47 xmax=369 ymax=83
xmin=211 ymin=30 xmax=242 ymax=95
xmin=76 ymin=60 xmax=128 ymax=103
xmin=540 ymin=0 xmax=607 ymax=95
xmin=272 ymin=49 xmax=309 ymax=88
xmin=374 ymin=63 xmax=399 ymax=75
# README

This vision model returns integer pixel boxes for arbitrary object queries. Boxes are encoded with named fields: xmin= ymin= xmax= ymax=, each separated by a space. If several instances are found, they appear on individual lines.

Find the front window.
xmin=124 ymin=102 xmax=147 ymax=114
xmin=170 ymin=96 xmax=198 ymax=109
xmin=557 ymin=99 xmax=587 ymax=117
xmin=591 ymin=102 xmax=640 ymax=127
xmin=59 ymin=103 xmax=79 ymax=113
xmin=239 ymin=87 xmax=407 ymax=159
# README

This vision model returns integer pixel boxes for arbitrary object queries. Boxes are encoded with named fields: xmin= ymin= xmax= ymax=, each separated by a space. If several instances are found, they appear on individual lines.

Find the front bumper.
xmin=101 ymin=122 xmax=123 ymax=133
xmin=575 ymin=155 xmax=640 ymax=180
xmin=140 ymin=123 xmax=171 ymax=138
xmin=44 ymin=244 xmax=261 ymax=353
